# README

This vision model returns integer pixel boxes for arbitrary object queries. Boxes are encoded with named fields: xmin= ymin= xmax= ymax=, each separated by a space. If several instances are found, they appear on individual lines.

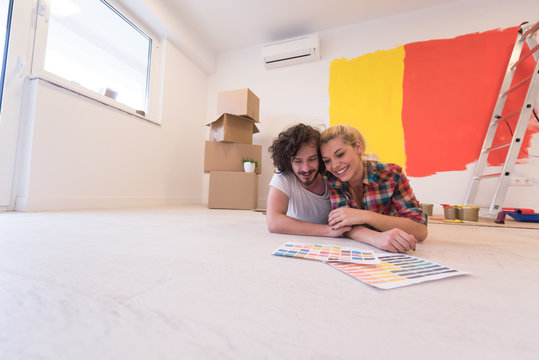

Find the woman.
xmin=320 ymin=125 xmax=427 ymax=253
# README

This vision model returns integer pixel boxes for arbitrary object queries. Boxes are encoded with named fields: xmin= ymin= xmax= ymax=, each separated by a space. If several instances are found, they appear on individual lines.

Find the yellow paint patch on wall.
xmin=329 ymin=46 xmax=406 ymax=168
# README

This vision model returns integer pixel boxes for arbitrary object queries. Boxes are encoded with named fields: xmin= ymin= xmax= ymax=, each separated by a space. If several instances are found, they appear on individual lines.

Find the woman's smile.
xmin=335 ymin=165 xmax=349 ymax=176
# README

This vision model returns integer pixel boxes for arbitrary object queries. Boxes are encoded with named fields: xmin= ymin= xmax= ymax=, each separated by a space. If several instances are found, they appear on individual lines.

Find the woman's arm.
xmin=345 ymin=225 xmax=418 ymax=253
xmin=328 ymin=207 xmax=427 ymax=241
xmin=266 ymin=187 xmax=350 ymax=237
xmin=327 ymin=164 xmax=427 ymax=242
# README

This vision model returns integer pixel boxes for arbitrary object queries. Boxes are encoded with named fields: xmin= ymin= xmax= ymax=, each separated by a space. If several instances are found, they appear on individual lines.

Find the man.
xmin=266 ymin=124 xmax=351 ymax=237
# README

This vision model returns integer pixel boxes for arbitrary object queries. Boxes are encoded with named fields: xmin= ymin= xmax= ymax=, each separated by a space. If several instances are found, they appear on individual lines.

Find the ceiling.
xmin=160 ymin=0 xmax=459 ymax=53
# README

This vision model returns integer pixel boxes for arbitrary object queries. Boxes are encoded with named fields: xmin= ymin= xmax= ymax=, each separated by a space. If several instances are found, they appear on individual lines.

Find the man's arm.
xmin=266 ymin=187 xmax=349 ymax=237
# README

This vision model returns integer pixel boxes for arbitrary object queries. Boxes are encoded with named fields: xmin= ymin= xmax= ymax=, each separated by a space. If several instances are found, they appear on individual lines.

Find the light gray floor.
xmin=1 ymin=205 xmax=538 ymax=359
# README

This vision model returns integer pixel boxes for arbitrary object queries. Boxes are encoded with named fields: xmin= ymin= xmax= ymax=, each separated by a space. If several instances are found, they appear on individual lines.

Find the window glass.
xmin=45 ymin=0 xmax=151 ymax=111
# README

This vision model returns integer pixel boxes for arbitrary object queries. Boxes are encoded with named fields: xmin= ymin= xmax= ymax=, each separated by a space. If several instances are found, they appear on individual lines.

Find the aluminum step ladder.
xmin=465 ymin=21 xmax=539 ymax=218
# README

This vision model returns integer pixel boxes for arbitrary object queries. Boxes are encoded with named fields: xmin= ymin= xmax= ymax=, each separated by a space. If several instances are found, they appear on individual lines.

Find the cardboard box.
xmin=204 ymin=141 xmax=262 ymax=174
xmin=206 ymin=113 xmax=259 ymax=144
xmin=209 ymin=171 xmax=258 ymax=210
xmin=217 ymin=88 xmax=260 ymax=122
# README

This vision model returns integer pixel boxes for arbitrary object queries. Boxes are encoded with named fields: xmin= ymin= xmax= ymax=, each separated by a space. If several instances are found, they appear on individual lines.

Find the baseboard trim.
xmin=18 ymin=196 xmax=204 ymax=212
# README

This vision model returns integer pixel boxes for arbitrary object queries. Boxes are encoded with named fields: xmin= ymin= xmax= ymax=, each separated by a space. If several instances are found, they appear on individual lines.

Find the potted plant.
xmin=242 ymin=158 xmax=259 ymax=173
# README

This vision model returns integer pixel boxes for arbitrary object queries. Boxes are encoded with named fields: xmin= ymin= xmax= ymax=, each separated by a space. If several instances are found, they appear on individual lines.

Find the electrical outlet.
xmin=509 ymin=177 xmax=534 ymax=186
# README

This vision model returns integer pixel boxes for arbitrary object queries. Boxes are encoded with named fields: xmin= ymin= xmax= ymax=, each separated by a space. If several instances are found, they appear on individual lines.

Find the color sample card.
xmin=273 ymin=242 xmax=380 ymax=265
xmin=327 ymin=253 xmax=467 ymax=289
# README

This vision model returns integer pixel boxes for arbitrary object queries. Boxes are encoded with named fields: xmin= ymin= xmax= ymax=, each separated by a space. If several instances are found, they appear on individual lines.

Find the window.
xmin=32 ymin=0 xmax=161 ymax=120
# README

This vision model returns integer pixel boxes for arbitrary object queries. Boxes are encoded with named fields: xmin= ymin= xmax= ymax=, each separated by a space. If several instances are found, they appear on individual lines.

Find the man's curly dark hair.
xmin=268 ymin=123 xmax=325 ymax=175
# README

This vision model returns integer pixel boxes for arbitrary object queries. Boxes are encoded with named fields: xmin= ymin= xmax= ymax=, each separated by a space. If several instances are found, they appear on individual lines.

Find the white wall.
xmin=17 ymin=40 xmax=208 ymax=211
xmin=207 ymin=0 xmax=539 ymax=213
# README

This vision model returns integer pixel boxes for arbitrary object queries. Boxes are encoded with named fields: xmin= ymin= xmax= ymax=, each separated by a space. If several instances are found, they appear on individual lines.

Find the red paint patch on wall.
xmin=402 ymin=27 xmax=536 ymax=177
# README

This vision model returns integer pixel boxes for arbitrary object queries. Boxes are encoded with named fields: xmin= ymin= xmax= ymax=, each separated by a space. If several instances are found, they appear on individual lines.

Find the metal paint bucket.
xmin=443 ymin=205 xmax=457 ymax=220
xmin=420 ymin=203 xmax=433 ymax=216
xmin=456 ymin=206 xmax=479 ymax=222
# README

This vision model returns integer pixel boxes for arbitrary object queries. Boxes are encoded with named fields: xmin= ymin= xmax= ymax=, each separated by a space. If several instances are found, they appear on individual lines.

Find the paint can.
xmin=420 ymin=203 xmax=433 ymax=216
xmin=442 ymin=205 xmax=457 ymax=220
xmin=456 ymin=206 xmax=479 ymax=222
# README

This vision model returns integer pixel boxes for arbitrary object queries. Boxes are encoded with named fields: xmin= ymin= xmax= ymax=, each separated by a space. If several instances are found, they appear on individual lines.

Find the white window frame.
xmin=30 ymin=0 xmax=163 ymax=124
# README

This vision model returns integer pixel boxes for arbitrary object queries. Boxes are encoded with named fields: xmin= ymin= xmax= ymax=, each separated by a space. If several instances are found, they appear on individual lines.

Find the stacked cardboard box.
xmin=204 ymin=89 xmax=261 ymax=210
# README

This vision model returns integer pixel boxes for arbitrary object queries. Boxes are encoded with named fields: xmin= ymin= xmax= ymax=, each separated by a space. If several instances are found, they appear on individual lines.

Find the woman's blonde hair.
xmin=320 ymin=125 xmax=366 ymax=155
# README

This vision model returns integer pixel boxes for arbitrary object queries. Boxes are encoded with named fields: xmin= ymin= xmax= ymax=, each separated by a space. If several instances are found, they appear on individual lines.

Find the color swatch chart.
xmin=327 ymin=253 xmax=467 ymax=290
xmin=273 ymin=242 xmax=380 ymax=265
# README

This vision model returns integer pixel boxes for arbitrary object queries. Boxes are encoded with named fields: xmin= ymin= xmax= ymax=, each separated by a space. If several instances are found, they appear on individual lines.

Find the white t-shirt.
xmin=269 ymin=172 xmax=331 ymax=224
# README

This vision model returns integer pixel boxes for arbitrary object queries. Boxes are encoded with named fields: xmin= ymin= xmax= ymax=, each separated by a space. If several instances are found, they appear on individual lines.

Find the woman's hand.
xmin=371 ymin=228 xmax=417 ymax=253
xmin=328 ymin=207 xmax=369 ymax=229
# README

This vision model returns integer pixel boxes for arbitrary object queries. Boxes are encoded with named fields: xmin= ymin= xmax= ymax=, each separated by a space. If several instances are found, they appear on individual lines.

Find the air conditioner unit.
xmin=261 ymin=33 xmax=320 ymax=69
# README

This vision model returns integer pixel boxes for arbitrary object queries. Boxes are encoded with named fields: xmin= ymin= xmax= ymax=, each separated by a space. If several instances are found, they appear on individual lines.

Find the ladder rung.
xmin=484 ymin=142 xmax=510 ymax=153
xmin=503 ymin=74 xmax=533 ymax=97
xmin=474 ymin=173 xmax=501 ymax=180
xmin=521 ymin=21 xmax=539 ymax=39
xmin=492 ymin=109 xmax=521 ymax=125
xmin=510 ymin=44 xmax=539 ymax=69
xmin=475 ymin=204 xmax=492 ymax=209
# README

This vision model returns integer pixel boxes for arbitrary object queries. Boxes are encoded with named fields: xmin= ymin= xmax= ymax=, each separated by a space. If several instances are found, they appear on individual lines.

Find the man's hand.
xmin=326 ymin=225 xmax=352 ymax=237
xmin=328 ymin=207 xmax=369 ymax=229
xmin=371 ymin=228 xmax=417 ymax=253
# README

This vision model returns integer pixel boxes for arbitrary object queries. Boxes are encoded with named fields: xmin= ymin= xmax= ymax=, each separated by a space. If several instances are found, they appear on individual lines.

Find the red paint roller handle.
xmin=502 ymin=208 xmax=535 ymax=214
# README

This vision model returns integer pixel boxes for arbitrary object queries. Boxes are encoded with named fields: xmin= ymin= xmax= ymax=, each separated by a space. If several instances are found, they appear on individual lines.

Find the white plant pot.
xmin=243 ymin=162 xmax=255 ymax=173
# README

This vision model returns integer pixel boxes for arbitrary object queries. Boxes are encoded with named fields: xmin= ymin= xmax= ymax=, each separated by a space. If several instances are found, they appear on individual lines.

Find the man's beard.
xmin=296 ymin=169 xmax=319 ymax=187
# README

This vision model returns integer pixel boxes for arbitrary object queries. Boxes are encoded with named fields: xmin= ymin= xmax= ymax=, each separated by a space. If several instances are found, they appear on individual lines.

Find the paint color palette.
xmin=273 ymin=242 xmax=380 ymax=265
xmin=327 ymin=253 xmax=467 ymax=290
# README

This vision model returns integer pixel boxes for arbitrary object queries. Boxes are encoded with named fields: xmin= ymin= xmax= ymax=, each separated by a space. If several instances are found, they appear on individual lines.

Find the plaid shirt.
xmin=326 ymin=161 xmax=427 ymax=225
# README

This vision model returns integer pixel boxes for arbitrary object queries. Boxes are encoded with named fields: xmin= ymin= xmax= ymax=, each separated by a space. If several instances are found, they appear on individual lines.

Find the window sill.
xmin=27 ymin=73 xmax=161 ymax=126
